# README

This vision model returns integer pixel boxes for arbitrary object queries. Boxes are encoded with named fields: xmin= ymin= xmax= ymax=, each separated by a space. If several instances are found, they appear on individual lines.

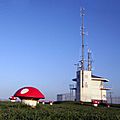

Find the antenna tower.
xmin=88 ymin=49 xmax=92 ymax=71
xmin=80 ymin=8 xmax=85 ymax=87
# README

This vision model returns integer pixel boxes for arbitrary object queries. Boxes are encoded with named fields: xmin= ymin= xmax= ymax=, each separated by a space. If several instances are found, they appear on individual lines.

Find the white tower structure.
xmin=72 ymin=8 xmax=110 ymax=103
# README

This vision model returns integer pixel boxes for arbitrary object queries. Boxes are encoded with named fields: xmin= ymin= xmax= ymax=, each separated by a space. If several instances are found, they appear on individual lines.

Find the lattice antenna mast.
xmin=80 ymin=8 xmax=85 ymax=87
xmin=88 ymin=49 xmax=92 ymax=71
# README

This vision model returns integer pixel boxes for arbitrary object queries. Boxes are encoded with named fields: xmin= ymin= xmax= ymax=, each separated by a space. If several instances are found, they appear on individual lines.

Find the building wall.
xmin=91 ymin=80 xmax=101 ymax=100
xmin=80 ymin=70 xmax=92 ymax=102
xmin=101 ymin=90 xmax=107 ymax=101
xmin=79 ymin=70 xmax=107 ymax=102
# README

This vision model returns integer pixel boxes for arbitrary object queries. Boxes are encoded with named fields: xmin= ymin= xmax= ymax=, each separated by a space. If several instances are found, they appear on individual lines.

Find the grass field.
xmin=0 ymin=101 xmax=120 ymax=120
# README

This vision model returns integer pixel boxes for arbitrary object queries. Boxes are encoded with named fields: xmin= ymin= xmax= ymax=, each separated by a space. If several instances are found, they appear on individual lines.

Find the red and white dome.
xmin=14 ymin=86 xmax=45 ymax=100
xmin=9 ymin=96 xmax=17 ymax=100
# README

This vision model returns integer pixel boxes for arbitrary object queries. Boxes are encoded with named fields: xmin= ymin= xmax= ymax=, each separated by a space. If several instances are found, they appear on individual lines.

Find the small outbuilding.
xmin=14 ymin=86 xmax=45 ymax=107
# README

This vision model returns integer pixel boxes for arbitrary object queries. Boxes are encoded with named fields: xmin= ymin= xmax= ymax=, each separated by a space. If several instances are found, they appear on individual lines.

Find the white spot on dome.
xmin=21 ymin=88 xmax=29 ymax=94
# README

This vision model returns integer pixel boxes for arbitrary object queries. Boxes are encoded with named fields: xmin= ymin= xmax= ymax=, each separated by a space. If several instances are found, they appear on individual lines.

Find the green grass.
xmin=0 ymin=101 xmax=120 ymax=120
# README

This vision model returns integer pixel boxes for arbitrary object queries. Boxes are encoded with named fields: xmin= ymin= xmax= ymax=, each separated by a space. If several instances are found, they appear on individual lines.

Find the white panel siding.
xmin=79 ymin=70 xmax=107 ymax=102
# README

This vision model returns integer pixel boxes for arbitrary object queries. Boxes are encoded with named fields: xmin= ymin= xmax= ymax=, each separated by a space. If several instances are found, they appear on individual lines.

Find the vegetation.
xmin=0 ymin=101 xmax=120 ymax=120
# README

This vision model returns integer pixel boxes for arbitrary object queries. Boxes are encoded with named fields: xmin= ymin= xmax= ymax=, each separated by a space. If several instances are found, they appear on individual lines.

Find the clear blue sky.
xmin=0 ymin=0 xmax=119 ymax=100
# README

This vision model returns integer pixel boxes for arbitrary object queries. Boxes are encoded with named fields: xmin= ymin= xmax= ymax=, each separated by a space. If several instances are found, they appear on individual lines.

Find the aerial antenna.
xmin=88 ymin=49 xmax=92 ymax=71
xmin=80 ymin=8 xmax=85 ymax=87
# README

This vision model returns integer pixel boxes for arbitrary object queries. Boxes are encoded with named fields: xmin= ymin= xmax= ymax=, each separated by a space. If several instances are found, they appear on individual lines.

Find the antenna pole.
xmin=88 ymin=49 xmax=92 ymax=71
xmin=80 ymin=8 xmax=85 ymax=87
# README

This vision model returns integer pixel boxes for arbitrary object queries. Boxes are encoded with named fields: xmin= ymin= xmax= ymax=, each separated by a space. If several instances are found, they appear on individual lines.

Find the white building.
xmin=73 ymin=70 xmax=110 ymax=103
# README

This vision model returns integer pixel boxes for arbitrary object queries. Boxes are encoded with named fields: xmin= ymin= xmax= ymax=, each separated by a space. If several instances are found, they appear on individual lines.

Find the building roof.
xmin=92 ymin=75 xmax=103 ymax=78
xmin=92 ymin=75 xmax=109 ymax=82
